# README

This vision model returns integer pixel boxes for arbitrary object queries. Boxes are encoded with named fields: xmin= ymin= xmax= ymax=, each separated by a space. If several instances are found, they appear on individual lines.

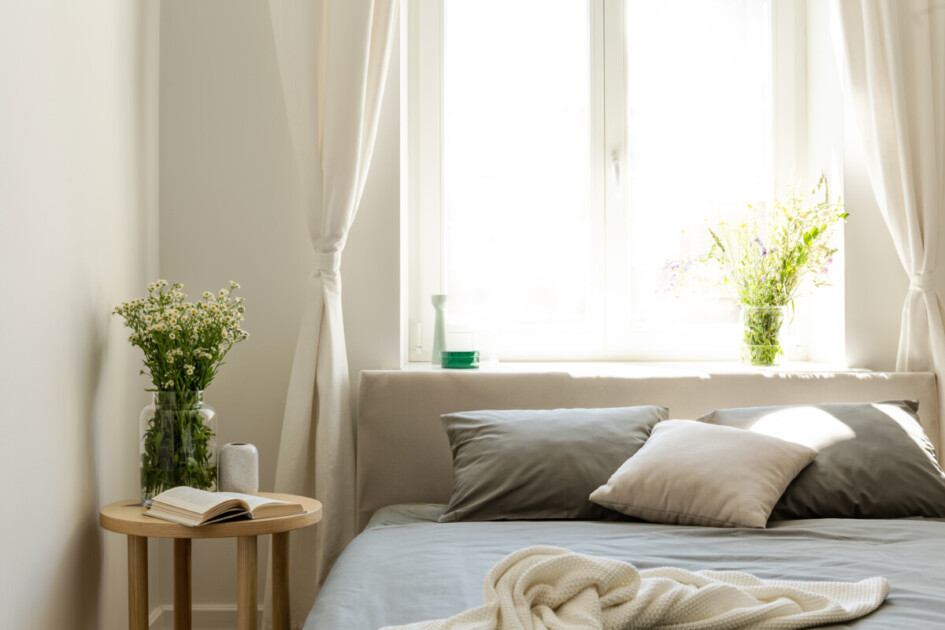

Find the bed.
xmin=304 ymin=369 xmax=945 ymax=629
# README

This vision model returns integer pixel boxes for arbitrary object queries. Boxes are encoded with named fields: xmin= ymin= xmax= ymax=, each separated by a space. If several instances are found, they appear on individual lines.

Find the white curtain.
xmin=265 ymin=0 xmax=398 ymax=626
xmin=836 ymin=0 xmax=945 ymax=447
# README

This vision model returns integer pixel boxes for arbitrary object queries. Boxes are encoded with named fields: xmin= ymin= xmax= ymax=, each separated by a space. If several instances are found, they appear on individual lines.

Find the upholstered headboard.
xmin=356 ymin=369 xmax=940 ymax=529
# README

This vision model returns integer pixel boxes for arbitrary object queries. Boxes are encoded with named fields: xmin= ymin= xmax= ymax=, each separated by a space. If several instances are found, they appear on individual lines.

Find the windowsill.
xmin=402 ymin=360 xmax=868 ymax=377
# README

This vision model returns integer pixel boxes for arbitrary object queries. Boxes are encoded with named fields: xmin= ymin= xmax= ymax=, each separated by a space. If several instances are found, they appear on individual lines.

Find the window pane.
xmin=443 ymin=0 xmax=593 ymax=330
xmin=623 ymin=0 xmax=771 ymax=327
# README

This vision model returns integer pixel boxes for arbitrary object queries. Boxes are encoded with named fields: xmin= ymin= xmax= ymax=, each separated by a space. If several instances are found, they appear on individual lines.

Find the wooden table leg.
xmin=237 ymin=535 xmax=258 ymax=630
xmin=174 ymin=539 xmax=192 ymax=630
xmin=272 ymin=532 xmax=290 ymax=630
xmin=127 ymin=535 xmax=149 ymax=630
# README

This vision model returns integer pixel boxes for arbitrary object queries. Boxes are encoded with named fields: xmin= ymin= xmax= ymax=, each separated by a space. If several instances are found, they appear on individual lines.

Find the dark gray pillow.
xmin=699 ymin=401 xmax=945 ymax=520
xmin=438 ymin=406 xmax=668 ymax=522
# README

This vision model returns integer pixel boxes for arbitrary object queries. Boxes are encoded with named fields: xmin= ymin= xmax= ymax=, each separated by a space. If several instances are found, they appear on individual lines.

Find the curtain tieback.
xmin=910 ymin=273 xmax=934 ymax=291
xmin=311 ymin=251 xmax=342 ymax=278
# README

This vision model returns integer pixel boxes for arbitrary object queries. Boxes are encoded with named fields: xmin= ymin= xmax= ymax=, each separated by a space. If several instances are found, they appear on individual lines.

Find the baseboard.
xmin=149 ymin=603 xmax=264 ymax=629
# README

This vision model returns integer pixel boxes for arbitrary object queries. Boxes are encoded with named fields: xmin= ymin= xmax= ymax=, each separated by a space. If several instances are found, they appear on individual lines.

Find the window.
xmin=406 ymin=0 xmax=821 ymax=362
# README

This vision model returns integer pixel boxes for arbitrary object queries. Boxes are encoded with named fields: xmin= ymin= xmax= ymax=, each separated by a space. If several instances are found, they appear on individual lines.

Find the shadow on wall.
xmin=38 ymin=307 xmax=107 ymax=629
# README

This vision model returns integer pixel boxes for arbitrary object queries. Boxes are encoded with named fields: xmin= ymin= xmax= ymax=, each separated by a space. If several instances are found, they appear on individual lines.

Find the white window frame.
xmin=404 ymin=0 xmax=840 ymax=364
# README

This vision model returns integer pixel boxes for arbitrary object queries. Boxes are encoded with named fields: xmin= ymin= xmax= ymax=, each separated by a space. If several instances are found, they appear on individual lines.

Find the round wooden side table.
xmin=100 ymin=493 xmax=321 ymax=630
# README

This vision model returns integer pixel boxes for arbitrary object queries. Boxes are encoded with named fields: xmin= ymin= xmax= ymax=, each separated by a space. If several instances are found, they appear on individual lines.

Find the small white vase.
xmin=219 ymin=443 xmax=259 ymax=494
xmin=431 ymin=294 xmax=448 ymax=365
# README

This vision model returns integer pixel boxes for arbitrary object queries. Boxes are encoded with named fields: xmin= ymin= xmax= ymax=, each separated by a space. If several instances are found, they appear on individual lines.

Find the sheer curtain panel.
xmin=266 ymin=0 xmax=398 ymax=626
xmin=836 ymin=0 xmax=945 ymax=449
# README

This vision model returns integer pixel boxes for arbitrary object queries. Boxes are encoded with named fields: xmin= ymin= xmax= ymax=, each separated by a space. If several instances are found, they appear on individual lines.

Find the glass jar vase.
xmin=139 ymin=390 xmax=217 ymax=503
xmin=740 ymin=305 xmax=787 ymax=367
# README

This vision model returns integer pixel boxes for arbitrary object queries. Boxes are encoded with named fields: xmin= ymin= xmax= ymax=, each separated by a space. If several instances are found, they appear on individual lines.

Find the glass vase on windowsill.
xmin=740 ymin=305 xmax=787 ymax=367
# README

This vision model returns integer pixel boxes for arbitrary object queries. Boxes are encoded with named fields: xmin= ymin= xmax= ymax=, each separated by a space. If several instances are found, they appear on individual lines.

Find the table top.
xmin=100 ymin=492 xmax=322 ymax=539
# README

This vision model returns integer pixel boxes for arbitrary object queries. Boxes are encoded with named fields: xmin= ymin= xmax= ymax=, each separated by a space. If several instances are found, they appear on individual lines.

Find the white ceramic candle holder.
xmin=219 ymin=442 xmax=259 ymax=494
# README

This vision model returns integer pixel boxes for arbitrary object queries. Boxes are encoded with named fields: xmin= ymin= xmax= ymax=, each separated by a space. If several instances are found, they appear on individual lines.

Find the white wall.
xmin=158 ymin=0 xmax=401 ymax=618
xmin=804 ymin=0 xmax=906 ymax=370
xmin=0 ymin=1 xmax=159 ymax=629
xmin=158 ymin=0 xmax=302 ymax=609
xmin=842 ymin=132 xmax=907 ymax=370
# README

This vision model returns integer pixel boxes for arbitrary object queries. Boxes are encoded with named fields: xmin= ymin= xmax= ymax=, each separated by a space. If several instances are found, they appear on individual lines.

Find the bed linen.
xmin=304 ymin=505 xmax=945 ymax=629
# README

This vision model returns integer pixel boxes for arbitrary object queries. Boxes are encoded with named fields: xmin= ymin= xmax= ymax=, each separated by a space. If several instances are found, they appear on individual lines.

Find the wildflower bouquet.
xmin=696 ymin=176 xmax=846 ymax=365
xmin=113 ymin=280 xmax=249 ymax=499
xmin=705 ymin=176 xmax=846 ymax=308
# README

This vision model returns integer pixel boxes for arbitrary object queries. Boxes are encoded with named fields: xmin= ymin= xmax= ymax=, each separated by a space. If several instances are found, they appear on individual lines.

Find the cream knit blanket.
xmin=381 ymin=546 xmax=889 ymax=630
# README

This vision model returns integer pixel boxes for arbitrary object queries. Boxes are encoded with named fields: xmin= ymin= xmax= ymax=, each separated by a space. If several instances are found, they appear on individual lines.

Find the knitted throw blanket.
xmin=381 ymin=546 xmax=889 ymax=630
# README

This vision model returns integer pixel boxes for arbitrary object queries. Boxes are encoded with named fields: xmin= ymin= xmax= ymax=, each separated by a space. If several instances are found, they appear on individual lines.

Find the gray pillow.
xmin=589 ymin=420 xmax=818 ymax=528
xmin=699 ymin=401 xmax=945 ymax=520
xmin=438 ymin=406 xmax=668 ymax=522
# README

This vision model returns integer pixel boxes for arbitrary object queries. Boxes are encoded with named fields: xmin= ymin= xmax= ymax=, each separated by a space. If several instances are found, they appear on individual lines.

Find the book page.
xmin=216 ymin=492 xmax=291 ymax=513
xmin=152 ymin=486 xmax=232 ymax=515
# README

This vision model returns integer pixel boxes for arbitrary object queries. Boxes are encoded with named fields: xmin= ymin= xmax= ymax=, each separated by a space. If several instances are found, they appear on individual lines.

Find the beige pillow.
xmin=589 ymin=420 xmax=818 ymax=528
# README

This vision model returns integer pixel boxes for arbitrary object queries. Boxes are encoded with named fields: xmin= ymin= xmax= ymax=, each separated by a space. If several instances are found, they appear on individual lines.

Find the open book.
xmin=146 ymin=486 xmax=304 ymax=527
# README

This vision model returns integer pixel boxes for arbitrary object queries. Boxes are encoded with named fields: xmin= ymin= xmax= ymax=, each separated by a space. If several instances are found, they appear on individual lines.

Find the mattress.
xmin=304 ymin=504 xmax=945 ymax=629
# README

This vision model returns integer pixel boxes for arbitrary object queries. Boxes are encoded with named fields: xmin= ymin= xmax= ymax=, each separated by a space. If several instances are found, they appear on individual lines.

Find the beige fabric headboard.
xmin=356 ymin=369 xmax=940 ymax=530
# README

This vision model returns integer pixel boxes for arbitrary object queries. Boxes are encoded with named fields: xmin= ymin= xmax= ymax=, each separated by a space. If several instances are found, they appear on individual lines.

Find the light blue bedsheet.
xmin=305 ymin=505 xmax=945 ymax=629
